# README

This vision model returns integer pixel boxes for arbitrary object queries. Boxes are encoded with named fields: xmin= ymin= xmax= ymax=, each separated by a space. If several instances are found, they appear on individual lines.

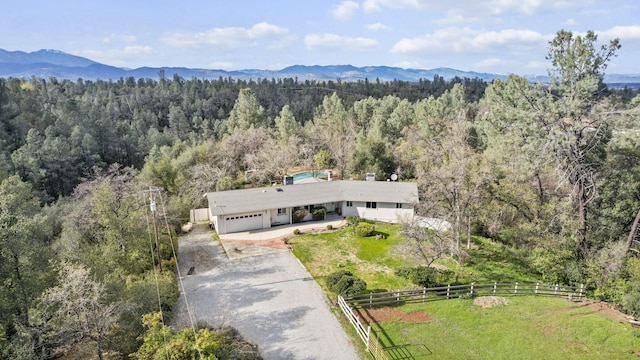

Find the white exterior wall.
xmin=325 ymin=202 xmax=338 ymax=212
xmin=214 ymin=210 xmax=269 ymax=235
xmin=212 ymin=201 xmax=415 ymax=235
xmin=341 ymin=201 xmax=362 ymax=217
xmin=270 ymin=207 xmax=291 ymax=226
xmin=211 ymin=215 xmax=220 ymax=232
xmin=190 ymin=208 xmax=210 ymax=222
xmin=341 ymin=201 xmax=414 ymax=223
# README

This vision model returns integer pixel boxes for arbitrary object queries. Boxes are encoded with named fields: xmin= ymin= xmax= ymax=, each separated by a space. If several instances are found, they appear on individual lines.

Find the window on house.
xmin=396 ymin=203 xmax=402 ymax=209
xmin=278 ymin=208 xmax=287 ymax=215
xmin=346 ymin=201 xmax=353 ymax=207
xmin=366 ymin=202 xmax=377 ymax=208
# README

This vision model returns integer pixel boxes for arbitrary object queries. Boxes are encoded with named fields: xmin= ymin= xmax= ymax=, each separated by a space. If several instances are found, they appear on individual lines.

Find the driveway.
xmin=173 ymin=224 xmax=361 ymax=360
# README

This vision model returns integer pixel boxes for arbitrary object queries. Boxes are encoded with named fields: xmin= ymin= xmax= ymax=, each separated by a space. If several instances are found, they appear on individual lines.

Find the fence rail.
xmin=337 ymin=295 xmax=389 ymax=360
xmin=337 ymin=295 xmax=368 ymax=344
xmin=344 ymin=282 xmax=584 ymax=308
xmin=337 ymin=282 xmax=583 ymax=359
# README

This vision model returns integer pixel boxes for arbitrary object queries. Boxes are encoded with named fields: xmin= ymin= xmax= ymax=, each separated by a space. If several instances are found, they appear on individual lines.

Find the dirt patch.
xmin=221 ymin=238 xmax=290 ymax=251
xmin=473 ymin=296 xmax=510 ymax=308
xmin=354 ymin=307 xmax=431 ymax=325
xmin=584 ymin=301 xmax=629 ymax=323
xmin=549 ymin=300 xmax=631 ymax=323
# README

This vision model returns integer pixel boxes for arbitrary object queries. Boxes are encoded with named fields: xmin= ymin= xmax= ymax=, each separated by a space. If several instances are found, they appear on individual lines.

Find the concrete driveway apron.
xmin=173 ymin=225 xmax=361 ymax=360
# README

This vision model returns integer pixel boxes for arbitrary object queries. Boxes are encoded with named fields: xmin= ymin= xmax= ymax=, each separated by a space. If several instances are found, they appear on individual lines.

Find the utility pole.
xmin=144 ymin=188 xmax=162 ymax=272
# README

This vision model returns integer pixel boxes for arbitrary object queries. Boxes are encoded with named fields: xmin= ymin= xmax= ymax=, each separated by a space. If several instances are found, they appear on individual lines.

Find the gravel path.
xmin=173 ymin=225 xmax=362 ymax=360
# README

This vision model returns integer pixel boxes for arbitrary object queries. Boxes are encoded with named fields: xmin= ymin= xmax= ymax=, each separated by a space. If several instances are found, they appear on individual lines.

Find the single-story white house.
xmin=205 ymin=180 xmax=419 ymax=235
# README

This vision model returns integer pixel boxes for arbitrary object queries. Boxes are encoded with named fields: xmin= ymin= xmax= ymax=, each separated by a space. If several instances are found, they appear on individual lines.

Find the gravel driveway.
xmin=173 ymin=225 xmax=361 ymax=360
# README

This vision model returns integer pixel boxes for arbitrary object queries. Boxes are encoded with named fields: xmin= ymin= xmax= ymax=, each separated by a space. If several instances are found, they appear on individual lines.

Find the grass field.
xmin=289 ymin=222 xmax=640 ymax=359
xmin=288 ymin=223 xmax=538 ymax=290
xmin=290 ymin=222 xmax=415 ymax=291
xmin=366 ymin=297 xmax=640 ymax=359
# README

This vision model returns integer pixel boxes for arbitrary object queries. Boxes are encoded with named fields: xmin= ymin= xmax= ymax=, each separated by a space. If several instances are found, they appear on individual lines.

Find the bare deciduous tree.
xmin=397 ymin=217 xmax=451 ymax=268
xmin=37 ymin=263 xmax=131 ymax=360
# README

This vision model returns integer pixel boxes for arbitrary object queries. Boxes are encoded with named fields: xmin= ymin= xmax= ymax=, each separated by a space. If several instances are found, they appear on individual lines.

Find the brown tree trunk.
xmin=577 ymin=176 xmax=588 ymax=258
xmin=625 ymin=207 xmax=640 ymax=255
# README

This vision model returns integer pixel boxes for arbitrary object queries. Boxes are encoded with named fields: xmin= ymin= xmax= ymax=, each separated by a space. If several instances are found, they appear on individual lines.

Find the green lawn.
xmin=289 ymin=222 xmax=640 ymax=359
xmin=371 ymin=297 xmax=640 ymax=359
xmin=289 ymin=222 xmax=539 ymax=291
xmin=289 ymin=223 xmax=415 ymax=291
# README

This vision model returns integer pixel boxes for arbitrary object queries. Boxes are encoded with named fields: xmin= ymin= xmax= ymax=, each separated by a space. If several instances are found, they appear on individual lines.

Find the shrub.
xmin=326 ymin=270 xmax=367 ymax=296
xmin=326 ymin=224 xmax=333 ymax=230
xmin=623 ymin=285 xmax=640 ymax=317
xmin=292 ymin=208 xmax=308 ymax=223
xmin=355 ymin=222 xmax=375 ymax=237
xmin=293 ymin=229 xmax=300 ymax=235
xmin=312 ymin=206 xmax=326 ymax=220
xmin=395 ymin=266 xmax=453 ymax=288
xmin=346 ymin=216 xmax=359 ymax=228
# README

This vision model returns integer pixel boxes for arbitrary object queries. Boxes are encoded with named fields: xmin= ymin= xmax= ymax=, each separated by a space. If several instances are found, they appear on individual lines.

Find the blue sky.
xmin=3 ymin=0 xmax=640 ymax=75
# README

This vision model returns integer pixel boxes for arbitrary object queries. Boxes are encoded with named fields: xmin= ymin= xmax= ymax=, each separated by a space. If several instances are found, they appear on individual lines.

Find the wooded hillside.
xmin=1 ymin=30 xmax=639 ymax=359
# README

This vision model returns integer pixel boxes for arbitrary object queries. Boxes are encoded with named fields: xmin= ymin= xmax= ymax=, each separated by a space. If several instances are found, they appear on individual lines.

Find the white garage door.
xmin=224 ymin=213 xmax=264 ymax=233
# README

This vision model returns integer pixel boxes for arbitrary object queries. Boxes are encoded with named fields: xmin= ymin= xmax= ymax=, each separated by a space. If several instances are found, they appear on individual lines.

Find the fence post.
xmin=579 ymin=284 xmax=584 ymax=299
xmin=493 ymin=282 xmax=497 ymax=295
xmin=396 ymin=290 xmax=400 ymax=305
xmin=369 ymin=293 xmax=373 ymax=308
xmin=554 ymin=284 xmax=558 ymax=296
xmin=514 ymin=282 xmax=518 ymax=295
xmin=470 ymin=282 xmax=474 ymax=297
xmin=535 ymin=282 xmax=539 ymax=295
xmin=447 ymin=284 xmax=451 ymax=299
xmin=423 ymin=287 xmax=426 ymax=302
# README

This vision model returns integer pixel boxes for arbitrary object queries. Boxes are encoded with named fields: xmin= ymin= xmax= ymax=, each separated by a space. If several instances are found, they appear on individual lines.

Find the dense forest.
xmin=1 ymin=30 xmax=640 ymax=359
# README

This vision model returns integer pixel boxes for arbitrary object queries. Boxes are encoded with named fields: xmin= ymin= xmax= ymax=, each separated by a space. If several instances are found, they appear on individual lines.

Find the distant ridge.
xmin=1 ymin=48 xmax=639 ymax=87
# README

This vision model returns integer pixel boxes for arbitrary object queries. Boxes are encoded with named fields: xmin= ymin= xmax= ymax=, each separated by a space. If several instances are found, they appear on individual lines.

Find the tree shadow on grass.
xmin=356 ymin=307 xmax=433 ymax=359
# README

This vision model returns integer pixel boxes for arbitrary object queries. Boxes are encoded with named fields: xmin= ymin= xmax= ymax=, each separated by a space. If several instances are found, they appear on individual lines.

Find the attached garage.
xmin=221 ymin=213 xmax=264 ymax=234
xmin=206 ymin=180 xmax=419 ymax=235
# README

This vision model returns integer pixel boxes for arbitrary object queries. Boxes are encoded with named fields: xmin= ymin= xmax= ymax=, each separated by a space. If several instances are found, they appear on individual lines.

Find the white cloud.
xmin=363 ymin=0 xmax=426 ymax=11
xmin=393 ymin=61 xmax=421 ymax=69
xmin=430 ymin=1 xmax=594 ymax=24
xmin=332 ymin=1 xmax=360 ymax=20
xmin=249 ymin=22 xmax=289 ymax=37
xmin=597 ymin=25 xmax=640 ymax=40
xmin=485 ymin=0 xmax=545 ymax=15
xmin=362 ymin=0 xmax=381 ymax=12
xmin=365 ymin=22 xmax=389 ymax=31
xmin=434 ymin=10 xmax=479 ymax=26
xmin=102 ymin=33 xmax=137 ymax=43
xmin=390 ymin=27 xmax=547 ymax=54
xmin=75 ymin=45 xmax=154 ymax=66
xmin=161 ymin=22 xmax=289 ymax=48
xmin=563 ymin=18 xmax=577 ymax=26
xmin=305 ymin=33 xmax=378 ymax=51
xmin=473 ymin=57 xmax=507 ymax=68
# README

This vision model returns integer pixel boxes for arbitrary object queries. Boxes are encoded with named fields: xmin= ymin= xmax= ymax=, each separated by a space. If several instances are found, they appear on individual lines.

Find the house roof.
xmin=206 ymin=180 xmax=418 ymax=216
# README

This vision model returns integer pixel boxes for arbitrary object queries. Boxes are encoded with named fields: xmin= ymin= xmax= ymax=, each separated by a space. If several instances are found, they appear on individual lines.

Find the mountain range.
xmin=1 ymin=49 xmax=640 ymax=87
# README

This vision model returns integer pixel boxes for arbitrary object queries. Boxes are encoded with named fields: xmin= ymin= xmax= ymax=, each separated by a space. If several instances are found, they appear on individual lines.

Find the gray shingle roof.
xmin=206 ymin=180 xmax=418 ymax=216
